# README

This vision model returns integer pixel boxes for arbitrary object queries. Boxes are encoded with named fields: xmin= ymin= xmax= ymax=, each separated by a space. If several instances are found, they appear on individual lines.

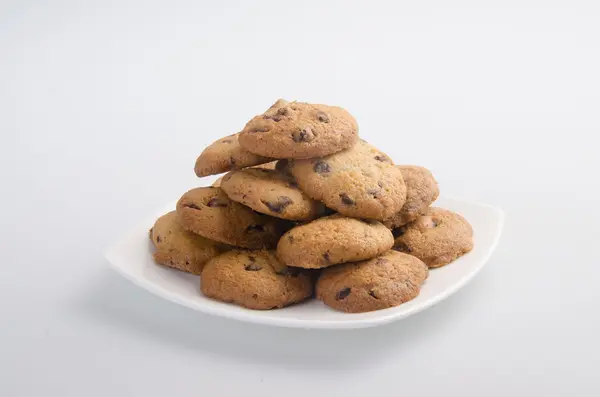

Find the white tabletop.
xmin=1 ymin=1 xmax=599 ymax=396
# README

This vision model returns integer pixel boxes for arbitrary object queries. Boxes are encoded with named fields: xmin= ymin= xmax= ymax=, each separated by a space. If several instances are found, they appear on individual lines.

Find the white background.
xmin=1 ymin=0 xmax=599 ymax=396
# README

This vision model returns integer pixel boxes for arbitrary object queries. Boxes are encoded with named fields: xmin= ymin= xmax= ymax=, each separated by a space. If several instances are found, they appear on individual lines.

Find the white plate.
xmin=104 ymin=197 xmax=504 ymax=329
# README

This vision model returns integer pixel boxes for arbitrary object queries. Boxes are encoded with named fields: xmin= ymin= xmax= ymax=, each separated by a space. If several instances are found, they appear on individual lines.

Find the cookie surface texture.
xmin=200 ymin=249 xmax=313 ymax=310
xmin=238 ymin=99 xmax=358 ymax=159
xmin=316 ymin=250 xmax=429 ymax=313
xmin=149 ymin=211 xmax=224 ymax=275
xmin=291 ymin=140 xmax=406 ymax=220
xmin=176 ymin=187 xmax=287 ymax=249
xmin=194 ymin=133 xmax=272 ymax=177
xmin=383 ymin=165 xmax=439 ymax=228
xmin=392 ymin=207 xmax=473 ymax=268
xmin=276 ymin=214 xmax=394 ymax=269
xmin=220 ymin=168 xmax=326 ymax=221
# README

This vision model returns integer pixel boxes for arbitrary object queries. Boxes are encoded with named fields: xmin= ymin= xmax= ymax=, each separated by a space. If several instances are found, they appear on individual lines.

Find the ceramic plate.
xmin=104 ymin=197 xmax=504 ymax=329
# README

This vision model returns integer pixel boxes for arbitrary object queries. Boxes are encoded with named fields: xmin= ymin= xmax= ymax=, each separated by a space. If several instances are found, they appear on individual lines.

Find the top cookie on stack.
xmin=239 ymin=99 xmax=359 ymax=159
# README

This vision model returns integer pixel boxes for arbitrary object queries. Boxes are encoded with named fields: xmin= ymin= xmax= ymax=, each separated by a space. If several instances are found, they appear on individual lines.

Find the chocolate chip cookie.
xmin=149 ymin=211 xmax=225 ymax=275
xmin=392 ymin=207 xmax=473 ymax=268
xmin=316 ymin=250 xmax=429 ymax=313
xmin=220 ymin=168 xmax=326 ymax=221
xmin=176 ymin=187 xmax=288 ymax=249
xmin=194 ymin=133 xmax=273 ymax=177
xmin=238 ymin=99 xmax=358 ymax=159
xmin=291 ymin=140 xmax=407 ymax=220
xmin=383 ymin=165 xmax=439 ymax=228
xmin=276 ymin=214 xmax=394 ymax=269
xmin=200 ymin=249 xmax=313 ymax=310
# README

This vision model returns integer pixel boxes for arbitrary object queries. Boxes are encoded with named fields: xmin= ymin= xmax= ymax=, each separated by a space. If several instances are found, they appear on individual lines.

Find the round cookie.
xmin=316 ymin=250 xmax=429 ymax=313
xmin=291 ymin=140 xmax=407 ymax=220
xmin=220 ymin=168 xmax=326 ymax=221
xmin=238 ymin=99 xmax=358 ymax=159
xmin=392 ymin=207 xmax=473 ymax=268
xmin=176 ymin=187 xmax=288 ymax=249
xmin=194 ymin=133 xmax=273 ymax=177
xmin=149 ymin=211 xmax=225 ymax=275
xmin=212 ymin=161 xmax=278 ymax=187
xmin=200 ymin=249 xmax=313 ymax=310
xmin=277 ymin=214 xmax=394 ymax=269
xmin=383 ymin=165 xmax=439 ymax=228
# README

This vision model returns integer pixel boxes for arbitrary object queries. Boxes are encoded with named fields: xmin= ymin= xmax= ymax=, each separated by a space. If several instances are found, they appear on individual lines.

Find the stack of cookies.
xmin=149 ymin=99 xmax=474 ymax=313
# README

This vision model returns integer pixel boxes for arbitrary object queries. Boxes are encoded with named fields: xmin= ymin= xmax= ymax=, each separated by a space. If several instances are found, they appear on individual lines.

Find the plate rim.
xmin=104 ymin=197 xmax=505 ymax=329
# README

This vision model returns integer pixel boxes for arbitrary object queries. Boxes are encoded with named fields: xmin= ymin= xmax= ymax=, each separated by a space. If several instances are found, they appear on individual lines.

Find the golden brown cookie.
xmin=220 ymin=168 xmax=326 ymax=221
xmin=149 ymin=211 xmax=225 ymax=275
xmin=291 ymin=140 xmax=407 ymax=220
xmin=176 ymin=187 xmax=288 ymax=249
xmin=276 ymin=214 xmax=394 ymax=269
xmin=383 ymin=165 xmax=439 ymax=228
xmin=316 ymin=250 xmax=428 ymax=313
xmin=194 ymin=133 xmax=273 ymax=177
xmin=392 ymin=207 xmax=473 ymax=268
xmin=238 ymin=99 xmax=358 ymax=159
xmin=200 ymin=249 xmax=313 ymax=310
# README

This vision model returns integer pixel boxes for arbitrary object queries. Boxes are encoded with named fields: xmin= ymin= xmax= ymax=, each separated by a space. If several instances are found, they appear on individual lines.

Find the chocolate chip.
xmin=156 ymin=235 xmax=161 ymax=243
xmin=392 ymin=227 xmax=406 ymax=238
xmin=264 ymin=114 xmax=282 ymax=122
xmin=252 ymin=293 xmax=258 ymax=299
xmin=183 ymin=203 xmax=202 ymax=210
xmin=322 ymin=251 xmax=331 ymax=263
xmin=316 ymin=111 xmax=330 ymax=123
xmin=339 ymin=193 xmax=355 ymax=205
xmin=374 ymin=154 xmax=391 ymax=162
xmin=221 ymin=139 xmax=232 ymax=144
xmin=262 ymin=196 xmax=293 ymax=213
xmin=229 ymin=156 xmax=236 ymax=166
xmin=393 ymin=243 xmax=413 ymax=253
xmin=288 ymin=180 xmax=299 ymax=189
xmin=313 ymin=160 xmax=330 ymax=174
xmin=287 ymin=234 xmax=295 ymax=243
xmin=207 ymin=198 xmax=228 ymax=207
xmin=336 ymin=288 xmax=351 ymax=300
xmin=248 ymin=255 xmax=256 ymax=262
xmin=369 ymin=290 xmax=380 ymax=299
xmin=277 ymin=107 xmax=289 ymax=116
xmin=185 ymin=260 xmax=190 ymax=265
xmin=246 ymin=224 xmax=265 ymax=233
xmin=245 ymin=263 xmax=262 ymax=271
xmin=292 ymin=126 xmax=315 ymax=142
